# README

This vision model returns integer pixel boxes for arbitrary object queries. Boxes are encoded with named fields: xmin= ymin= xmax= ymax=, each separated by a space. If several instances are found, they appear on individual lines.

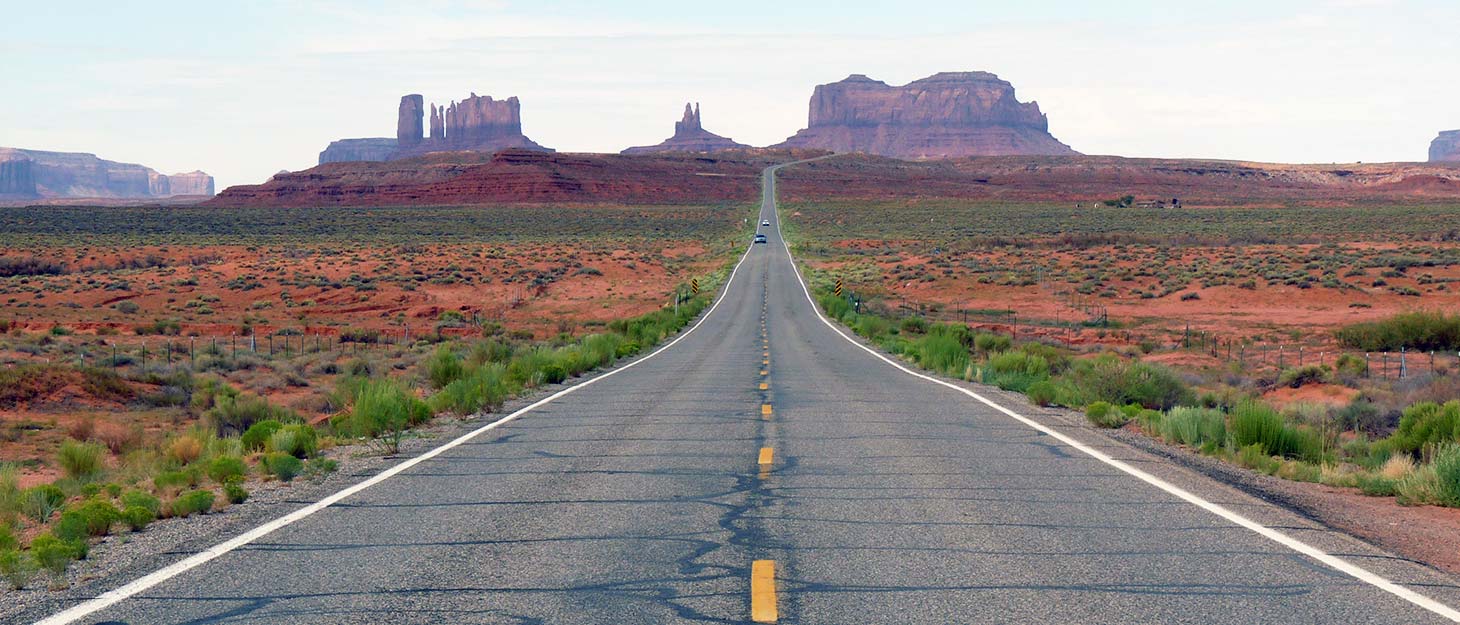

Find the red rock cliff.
xmin=776 ymin=72 xmax=1078 ymax=157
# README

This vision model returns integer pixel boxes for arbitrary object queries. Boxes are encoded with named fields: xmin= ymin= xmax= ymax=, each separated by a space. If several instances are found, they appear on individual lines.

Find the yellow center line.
xmin=751 ymin=560 xmax=778 ymax=622
xmin=761 ymin=404 xmax=773 ymax=418
xmin=763 ymin=359 xmax=770 ymax=365
xmin=759 ymin=382 xmax=769 ymax=390
xmin=760 ymin=369 xmax=769 ymax=376
xmin=758 ymin=447 xmax=774 ymax=467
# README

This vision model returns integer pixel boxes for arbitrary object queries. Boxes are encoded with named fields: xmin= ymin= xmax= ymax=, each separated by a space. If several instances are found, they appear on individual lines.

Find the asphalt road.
xmin=29 ymin=162 xmax=1460 ymax=624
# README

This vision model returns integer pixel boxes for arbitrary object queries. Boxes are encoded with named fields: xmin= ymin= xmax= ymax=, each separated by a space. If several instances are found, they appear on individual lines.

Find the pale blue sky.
xmin=3 ymin=0 xmax=1456 ymax=190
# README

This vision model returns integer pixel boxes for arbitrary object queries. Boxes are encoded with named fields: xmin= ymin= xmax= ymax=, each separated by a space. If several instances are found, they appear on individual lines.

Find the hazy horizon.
xmin=3 ymin=0 xmax=1457 ymax=191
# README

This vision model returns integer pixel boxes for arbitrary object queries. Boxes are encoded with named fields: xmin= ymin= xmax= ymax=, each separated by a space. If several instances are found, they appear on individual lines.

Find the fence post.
xmin=1400 ymin=347 xmax=1407 ymax=378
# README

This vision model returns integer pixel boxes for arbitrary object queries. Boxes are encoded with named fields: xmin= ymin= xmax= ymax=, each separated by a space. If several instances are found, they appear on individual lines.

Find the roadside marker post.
xmin=691 ymin=278 xmax=700 ymax=295
xmin=833 ymin=278 xmax=843 ymax=297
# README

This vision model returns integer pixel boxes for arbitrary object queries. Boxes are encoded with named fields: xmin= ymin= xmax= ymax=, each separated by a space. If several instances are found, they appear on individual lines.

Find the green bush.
xmin=431 ymin=363 xmax=514 ymax=415
xmin=1234 ymin=443 xmax=1281 ymax=475
xmin=29 ymin=532 xmax=84 ymax=576
xmin=57 ymin=439 xmax=107 ymax=482
xmin=120 ymin=490 xmax=161 ymax=516
xmin=1335 ymin=310 xmax=1460 ymax=351
xmin=1025 ymin=380 xmax=1057 ymax=406
xmin=170 ymin=489 xmax=215 ymax=517
xmin=984 ymin=350 xmax=1051 ymax=392
xmin=1434 ymin=444 xmax=1460 ymax=507
xmin=153 ymin=469 xmax=195 ymax=492
xmin=263 ymin=453 xmax=303 ymax=482
xmin=973 ymin=333 xmax=1012 ymax=354
xmin=1355 ymin=473 xmax=1399 ymax=497
xmin=1335 ymin=353 xmax=1368 ymax=377
xmin=0 ymin=525 xmax=12 ymax=552
xmin=21 ymin=484 xmax=66 ymax=523
xmin=0 ymin=548 xmax=34 ymax=589
xmin=269 ymin=424 xmax=317 ymax=458
xmin=423 ymin=346 xmax=466 ymax=389
xmin=206 ymin=455 xmax=248 ymax=483
xmin=1085 ymin=401 xmax=1127 ymax=428
xmin=913 ymin=331 xmax=969 ymax=377
xmin=1061 ymin=355 xmax=1192 ymax=410
xmin=209 ymin=393 xmax=297 ymax=436
xmin=223 ymin=479 xmax=249 ymax=504
xmin=540 ymin=363 xmax=568 ymax=385
xmin=1278 ymin=364 xmax=1333 ymax=388
xmin=1385 ymin=401 xmax=1460 ymax=457
xmin=348 ymin=379 xmax=430 ymax=454
xmin=121 ymin=505 xmax=155 ymax=530
xmin=1229 ymin=401 xmax=1321 ymax=461
xmin=240 ymin=419 xmax=285 ymax=452
xmin=1159 ymin=407 xmax=1226 ymax=449
xmin=69 ymin=499 xmax=120 ymax=536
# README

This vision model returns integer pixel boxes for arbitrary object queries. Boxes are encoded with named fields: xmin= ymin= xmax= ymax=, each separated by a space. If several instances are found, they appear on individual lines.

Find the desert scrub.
xmin=240 ymin=419 xmax=285 ymax=452
xmin=57 ymin=439 xmax=107 ymax=482
xmin=206 ymin=455 xmax=248 ymax=483
xmin=169 ymin=489 xmax=215 ymax=517
xmin=432 ymin=363 xmax=515 ymax=415
xmin=1335 ymin=310 xmax=1460 ymax=352
xmin=347 ymin=379 xmax=430 ymax=455
xmin=1084 ymin=401 xmax=1127 ymax=428
xmin=1229 ymin=401 xmax=1324 ymax=462
xmin=1384 ymin=401 xmax=1460 ymax=457
xmin=1278 ymin=364 xmax=1332 ymax=388
xmin=262 ymin=453 xmax=303 ymax=482
xmin=1158 ymin=407 xmax=1226 ymax=450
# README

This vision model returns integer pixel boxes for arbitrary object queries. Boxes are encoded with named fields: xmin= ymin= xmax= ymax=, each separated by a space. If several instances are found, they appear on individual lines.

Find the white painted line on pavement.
xmin=35 ymin=219 xmax=766 ymax=625
xmin=768 ymin=162 xmax=1460 ymax=623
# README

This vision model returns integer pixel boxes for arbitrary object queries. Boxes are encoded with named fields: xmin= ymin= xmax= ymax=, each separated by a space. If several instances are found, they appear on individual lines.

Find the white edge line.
xmin=766 ymin=162 xmax=1460 ymax=623
xmin=34 ymin=229 xmax=761 ymax=625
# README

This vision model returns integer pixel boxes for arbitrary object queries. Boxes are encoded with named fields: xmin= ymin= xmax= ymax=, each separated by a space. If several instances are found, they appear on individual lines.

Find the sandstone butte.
xmin=318 ymin=92 xmax=550 ymax=165
xmin=622 ymin=103 xmax=750 ymax=154
xmin=775 ymin=71 xmax=1078 ymax=158
xmin=1431 ymin=130 xmax=1460 ymax=162
xmin=0 ymin=147 xmax=214 ymax=201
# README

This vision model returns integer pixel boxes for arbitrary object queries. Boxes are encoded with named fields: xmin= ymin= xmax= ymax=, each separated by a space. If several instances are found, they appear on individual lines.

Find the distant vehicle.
xmin=753 ymin=234 xmax=768 ymax=244
xmin=761 ymin=220 xmax=771 ymax=226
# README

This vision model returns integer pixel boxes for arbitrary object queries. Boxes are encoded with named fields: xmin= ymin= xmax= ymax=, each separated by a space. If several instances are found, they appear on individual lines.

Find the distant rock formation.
xmin=0 ymin=149 xmax=37 ymax=199
xmin=166 ymin=171 xmax=215 ymax=196
xmin=319 ymin=91 xmax=550 ymax=164
xmin=775 ymin=72 xmax=1078 ymax=158
xmin=397 ymin=94 xmax=425 ymax=149
xmin=622 ymin=103 xmax=750 ymax=154
xmin=0 ymin=148 xmax=214 ymax=199
xmin=1431 ymin=130 xmax=1460 ymax=162
xmin=319 ymin=138 xmax=398 ymax=164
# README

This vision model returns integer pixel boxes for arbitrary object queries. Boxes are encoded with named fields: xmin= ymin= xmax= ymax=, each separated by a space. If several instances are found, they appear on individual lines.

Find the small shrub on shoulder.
xmin=1025 ymin=380 xmax=1057 ymax=407
xmin=423 ymin=346 xmax=465 ymax=389
xmin=1159 ymin=407 xmax=1226 ymax=449
xmin=121 ymin=505 xmax=155 ymax=530
xmin=223 ymin=478 xmax=248 ymax=504
xmin=1085 ymin=401 xmax=1127 ymax=428
xmin=206 ymin=455 xmax=248 ymax=483
xmin=263 ymin=453 xmax=303 ymax=482
xmin=70 ymin=499 xmax=120 ymax=536
xmin=121 ymin=490 xmax=162 ymax=516
xmin=1433 ymin=444 xmax=1460 ymax=507
xmin=0 ymin=548 xmax=34 ymax=589
xmin=241 ymin=419 xmax=285 ymax=452
xmin=170 ymin=489 xmax=215 ymax=517
xmin=1386 ymin=401 xmax=1460 ymax=457
xmin=29 ymin=532 xmax=83 ymax=576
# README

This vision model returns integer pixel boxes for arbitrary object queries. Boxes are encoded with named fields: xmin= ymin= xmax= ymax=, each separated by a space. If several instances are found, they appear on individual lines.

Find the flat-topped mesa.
xmin=622 ymin=102 xmax=750 ymax=155
xmin=1431 ymin=130 xmax=1460 ymax=163
xmin=776 ymin=71 xmax=1078 ymax=158
xmin=0 ymin=147 xmax=213 ymax=199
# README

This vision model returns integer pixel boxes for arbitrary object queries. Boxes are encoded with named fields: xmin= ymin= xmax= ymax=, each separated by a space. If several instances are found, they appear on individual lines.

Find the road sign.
xmin=834 ymin=279 xmax=843 ymax=297
xmin=691 ymin=279 xmax=700 ymax=294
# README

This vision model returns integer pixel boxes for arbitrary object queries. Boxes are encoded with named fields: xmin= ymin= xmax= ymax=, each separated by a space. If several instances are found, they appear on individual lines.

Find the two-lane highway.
xmin=27 ymin=161 xmax=1460 ymax=624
